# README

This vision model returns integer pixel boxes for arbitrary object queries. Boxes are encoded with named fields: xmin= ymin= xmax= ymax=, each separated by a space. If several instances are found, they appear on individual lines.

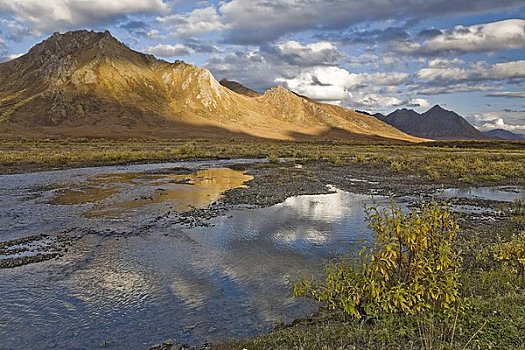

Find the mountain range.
xmin=0 ymin=30 xmax=421 ymax=142
xmin=374 ymin=107 xmax=525 ymax=141
xmin=481 ymin=129 xmax=525 ymax=141
xmin=375 ymin=106 xmax=491 ymax=140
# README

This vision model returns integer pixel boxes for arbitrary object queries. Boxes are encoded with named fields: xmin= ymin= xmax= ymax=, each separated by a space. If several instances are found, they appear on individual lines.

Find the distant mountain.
xmin=356 ymin=110 xmax=387 ymax=120
xmin=377 ymin=105 xmax=489 ymax=140
xmin=376 ymin=108 xmax=420 ymax=131
xmin=0 ymin=30 xmax=422 ymax=142
xmin=219 ymin=78 xmax=260 ymax=97
xmin=482 ymin=129 xmax=525 ymax=141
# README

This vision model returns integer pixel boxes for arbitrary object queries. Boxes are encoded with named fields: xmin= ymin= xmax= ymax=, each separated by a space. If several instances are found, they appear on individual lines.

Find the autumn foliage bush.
xmin=295 ymin=199 xmax=462 ymax=318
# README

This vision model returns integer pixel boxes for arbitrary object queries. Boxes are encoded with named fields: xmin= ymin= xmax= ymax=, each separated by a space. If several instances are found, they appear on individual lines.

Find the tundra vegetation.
xmin=1 ymin=138 xmax=524 ymax=185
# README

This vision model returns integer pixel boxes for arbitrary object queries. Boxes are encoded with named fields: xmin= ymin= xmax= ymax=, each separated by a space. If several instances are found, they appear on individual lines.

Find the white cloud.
xmin=481 ymin=118 xmax=525 ymax=132
xmin=276 ymin=66 xmax=409 ymax=104
xmin=205 ymin=41 xmax=345 ymax=93
xmin=473 ymin=60 xmax=525 ymax=80
xmin=0 ymin=18 xmax=30 ymax=40
xmin=0 ymin=0 xmax=168 ymax=33
xmin=348 ymin=93 xmax=403 ymax=109
xmin=472 ymin=112 xmax=525 ymax=132
xmin=157 ymin=6 xmax=227 ymax=38
xmin=392 ymin=40 xmax=421 ymax=54
xmin=417 ymin=59 xmax=525 ymax=82
xmin=408 ymin=98 xmax=430 ymax=108
xmin=382 ymin=56 xmax=400 ymax=65
xmin=143 ymin=43 xmax=191 ymax=58
xmin=415 ymin=60 xmax=469 ymax=82
xmin=427 ymin=58 xmax=465 ymax=68
xmin=276 ymin=66 xmax=356 ymax=104
xmin=146 ymin=29 xmax=166 ymax=40
xmin=417 ymin=67 xmax=468 ymax=80
xmin=422 ymin=19 xmax=525 ymax=53
xmin=0 ymin=36 xmax=8 ymax=61
xmin=417 ymin=83 xmax=495 ymax=95
xmin=362 ymin=72 xmax=410 ymax=86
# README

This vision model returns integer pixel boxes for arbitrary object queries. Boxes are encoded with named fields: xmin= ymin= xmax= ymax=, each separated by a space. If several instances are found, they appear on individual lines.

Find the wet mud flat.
xmin=0 ymin=233 xmax=76 ymax=268
xmin=0 ymin=159 xmax=523 ymax=350
xmin=218 ymin=160 xmax=523 ymax=213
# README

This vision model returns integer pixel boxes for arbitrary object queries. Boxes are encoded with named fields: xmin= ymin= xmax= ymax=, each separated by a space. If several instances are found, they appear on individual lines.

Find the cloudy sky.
xmin=1 ymin=0 xmax=524 ymax=132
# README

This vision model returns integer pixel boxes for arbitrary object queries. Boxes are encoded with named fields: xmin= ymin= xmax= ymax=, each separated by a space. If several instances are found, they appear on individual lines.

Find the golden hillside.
xmin=0 ymin=30 xmax=423 ymax=142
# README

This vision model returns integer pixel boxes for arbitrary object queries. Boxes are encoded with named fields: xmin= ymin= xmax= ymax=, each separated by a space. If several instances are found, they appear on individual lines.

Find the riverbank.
xmin=1 ymin=139 xmax=524 ymax=184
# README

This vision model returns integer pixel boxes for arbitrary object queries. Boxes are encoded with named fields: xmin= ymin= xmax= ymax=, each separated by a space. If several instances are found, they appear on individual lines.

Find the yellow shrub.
xmin=295 ymin=200 xmax=462 ymax=318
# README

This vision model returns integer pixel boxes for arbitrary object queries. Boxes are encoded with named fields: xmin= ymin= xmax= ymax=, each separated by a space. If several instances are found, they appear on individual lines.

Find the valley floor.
xmin=1 ymin=138 xmax=524 ymax=181
xmin=1 ymin=138 xmax=525 ymax=349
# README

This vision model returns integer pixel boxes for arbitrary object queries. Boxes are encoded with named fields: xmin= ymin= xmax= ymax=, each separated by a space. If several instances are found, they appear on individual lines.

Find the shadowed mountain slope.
xmin=482 ymin=129 xmax=525 ymax=141
xmin=219 ymin=79 xmax=260 ymax=97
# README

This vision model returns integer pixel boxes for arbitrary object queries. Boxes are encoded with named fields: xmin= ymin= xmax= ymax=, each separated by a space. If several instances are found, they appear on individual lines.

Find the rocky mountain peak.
xmin=428 ymin=104 xmax=447 ymax=113
xmin=381 ymin=105 xmax=487 ymax=140
xmin=5 ymin=30 xmax=153 ymax=90
xmin=27 ymin=30 xmax=120 ymax=60
xmin=263 ymin=85 xmax=295 ymax=98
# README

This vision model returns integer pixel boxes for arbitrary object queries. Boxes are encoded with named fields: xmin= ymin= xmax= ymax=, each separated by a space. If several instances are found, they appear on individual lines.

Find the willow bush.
xmin=479 ymin=231 xmax=525 ymax=285
xmin=295 ymin=199 xmax=462 ymax=319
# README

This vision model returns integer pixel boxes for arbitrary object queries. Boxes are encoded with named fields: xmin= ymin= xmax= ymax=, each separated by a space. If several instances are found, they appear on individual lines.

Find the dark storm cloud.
xmin=0 ymin=0 xmax=168 ymax=33
xmin=259 ymin=41 xmax=344 ymax=67
xmin=206 ymin=51 xmax=277 ymax=91
xmin=311 ymin=76 xmax=332 ymax=87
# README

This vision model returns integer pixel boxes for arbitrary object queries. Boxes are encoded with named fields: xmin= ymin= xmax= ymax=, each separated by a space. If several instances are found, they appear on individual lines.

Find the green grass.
xmin=215 ymin=293 xmax=525 ymax=350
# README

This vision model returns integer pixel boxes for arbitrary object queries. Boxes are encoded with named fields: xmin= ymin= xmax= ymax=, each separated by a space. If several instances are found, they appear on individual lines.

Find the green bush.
xmin=295 ymin=200 xmax=462 ymax=319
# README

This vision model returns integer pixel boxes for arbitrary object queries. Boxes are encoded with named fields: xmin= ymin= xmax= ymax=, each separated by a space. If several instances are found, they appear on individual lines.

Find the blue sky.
xmin=0 ymin=0 xmax=524 ymax=132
